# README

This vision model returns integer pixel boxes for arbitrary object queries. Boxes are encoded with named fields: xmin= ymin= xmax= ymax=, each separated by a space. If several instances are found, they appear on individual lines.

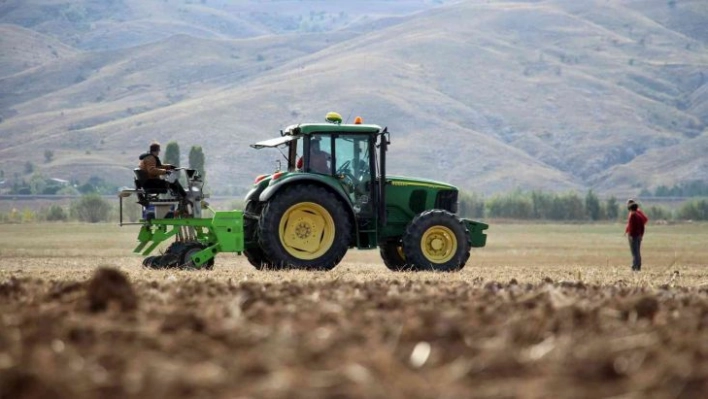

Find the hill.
xmin=0 ymin=0 xmax=706 ymax=197
xmin=0 ymin=0 xmax=450 ymax=50
xmin=0 ymin=24 xmax=78 ymax=78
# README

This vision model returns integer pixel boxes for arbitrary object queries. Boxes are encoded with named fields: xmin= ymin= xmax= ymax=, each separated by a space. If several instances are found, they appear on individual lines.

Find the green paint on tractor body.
xmin=132 ymin=210 xmax=244 ymax=268
xmin=120 ymin=115 xmax=488 ymax=271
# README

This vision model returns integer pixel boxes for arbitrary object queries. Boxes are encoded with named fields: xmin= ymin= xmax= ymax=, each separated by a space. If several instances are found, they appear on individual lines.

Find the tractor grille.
xmin=435 ymin=190 xmax=458 ymax=213
xmin=409 ymin=190 xmax=428 ymax=214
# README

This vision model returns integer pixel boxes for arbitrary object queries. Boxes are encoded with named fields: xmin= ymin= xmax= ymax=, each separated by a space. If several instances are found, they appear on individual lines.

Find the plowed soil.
xmin=1 ymin=262 xmax=707 ymax=399
xmin=1 ymin=223 xmax=707 ymax=398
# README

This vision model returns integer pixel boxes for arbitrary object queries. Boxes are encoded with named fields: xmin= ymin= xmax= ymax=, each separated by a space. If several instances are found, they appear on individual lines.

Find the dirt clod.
xmin=85 ymin=267 xmax=137 ymax=312
xmin=633 ymin=296 xmax=659 ymax=320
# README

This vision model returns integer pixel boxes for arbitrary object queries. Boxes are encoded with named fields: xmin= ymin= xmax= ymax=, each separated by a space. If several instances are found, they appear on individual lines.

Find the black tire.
xmin=243 ymin=200 xmax=279 ymax=270
xmin=179 ymin=242 xmax=215 ymax=270
xmin=258 ymin=184 xmax=351 ymax=270
xmin=402 ymin=210 xmax=471 ymax=272
xmin=145 ymin=253 xmax=179 ymax=269
xmin=142 ymin=255 xmax=158 ymax=269
xmin=165 ymin=241 xmax=214 ymax=270
xmin=379 ymin=239 xmax=411 ymax=271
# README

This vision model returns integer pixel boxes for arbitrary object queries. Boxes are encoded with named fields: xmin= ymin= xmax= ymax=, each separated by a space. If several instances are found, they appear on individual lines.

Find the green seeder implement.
xmin=119 ymin=113 xmax=488 ymax=271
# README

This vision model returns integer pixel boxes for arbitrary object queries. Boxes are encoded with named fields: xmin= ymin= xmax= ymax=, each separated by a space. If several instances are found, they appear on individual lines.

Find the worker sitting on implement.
xmin=138 ymin=142 xmax=187 ymax=200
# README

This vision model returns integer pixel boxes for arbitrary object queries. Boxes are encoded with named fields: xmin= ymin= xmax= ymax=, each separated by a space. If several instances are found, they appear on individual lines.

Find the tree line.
xmin=459 ymin=190 xmax=708 ymax=221
xmin=1 ymin=189 xmax=707 ymax=224
xmin=638 ymin=180 xmax=708 ymax=198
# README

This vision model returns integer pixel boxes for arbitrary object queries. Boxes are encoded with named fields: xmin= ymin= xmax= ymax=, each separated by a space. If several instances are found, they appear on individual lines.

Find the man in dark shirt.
xmin=309 ymin=138 xmax=330 ymax=174
xmin=138 ymin=142 xmax=186 ymax=198
xmin=625 ymin=199 xmax=649 ymax=271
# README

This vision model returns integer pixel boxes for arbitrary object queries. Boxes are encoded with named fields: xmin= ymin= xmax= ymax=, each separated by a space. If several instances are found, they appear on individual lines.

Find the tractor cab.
xmin=250 ymin=115 xmax=385 ymax=236
xmin=245 ymin=112 xmax=487 ymax=272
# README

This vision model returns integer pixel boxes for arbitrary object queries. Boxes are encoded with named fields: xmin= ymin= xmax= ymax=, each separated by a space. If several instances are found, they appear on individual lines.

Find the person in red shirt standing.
xmin=625 ymin=199 xmax=649 ymax=271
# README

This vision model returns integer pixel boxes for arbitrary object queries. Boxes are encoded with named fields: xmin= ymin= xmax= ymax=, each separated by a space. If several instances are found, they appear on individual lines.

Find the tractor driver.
xmin=138 ymin=142 xmax=187 ymax=199
xmin=297 ymin=137 xmax=331 ymax=174
xmin=310 ymin=138 xmax=331 ymax=174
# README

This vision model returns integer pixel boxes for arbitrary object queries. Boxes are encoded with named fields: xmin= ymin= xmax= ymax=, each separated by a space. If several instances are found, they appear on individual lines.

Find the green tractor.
xmin=119 ymin=113 xmax=488 ymax=271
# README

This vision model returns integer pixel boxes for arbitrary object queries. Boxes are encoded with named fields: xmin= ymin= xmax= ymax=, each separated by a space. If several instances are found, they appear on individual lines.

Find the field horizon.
xmin=1 ymin=222 xmax=705 ymax=285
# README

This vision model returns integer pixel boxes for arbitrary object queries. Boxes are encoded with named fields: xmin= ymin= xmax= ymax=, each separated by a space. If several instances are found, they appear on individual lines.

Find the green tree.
xmin=70 ymin=194 xmax=112 ymax=223
xmin=164 ymin=141 xmax=180 ymax=167
xmin=189 ymin=145 xmax=206 ymax=179
xmin=45 ymin=205 xmax=68 ymax=221
xmin=646 ymin=205 xmax=672 ymax=221
xmin=24 ymin=161 xmax=35 ymax=174
xmin=530 ymin=190 xmax=552 ymax=219
xmin=486 ymin=191 xmax=533 ymax=219
xmin=44 ymin=150 xmax=54 ymax=163
xmin=677 ymin=199 xmax=708 ymax=221
xmin=605 ymin=197 xmax=619 ymax=220
xmin=585 ymin=190 xmax=601 ymax=221
xmin=458 ymin=192 xmax=485 ymax=218
xmin=29 ymin=173 xmax=47 ymax=195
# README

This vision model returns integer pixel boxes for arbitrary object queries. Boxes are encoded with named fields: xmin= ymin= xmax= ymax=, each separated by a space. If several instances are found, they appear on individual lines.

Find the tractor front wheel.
xmin=258 ymin=185 xmax=351 ymax=270
xmin=402 ymin=210 xmax=470 ymax=272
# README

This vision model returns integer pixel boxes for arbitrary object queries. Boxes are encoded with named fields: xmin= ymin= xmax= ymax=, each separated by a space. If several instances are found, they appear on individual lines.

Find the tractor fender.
xmin=244 ymin=184 xmax=267 ymax=203
xmin=258 ymin=175 xmax=357 ymax=238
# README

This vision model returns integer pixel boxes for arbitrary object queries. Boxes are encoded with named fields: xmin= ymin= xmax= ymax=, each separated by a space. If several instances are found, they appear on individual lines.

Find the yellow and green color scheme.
xmin=243 ymin=114 xmax=488 ymax=272
xmin=125 ymin=113 xmax=488 ymax=272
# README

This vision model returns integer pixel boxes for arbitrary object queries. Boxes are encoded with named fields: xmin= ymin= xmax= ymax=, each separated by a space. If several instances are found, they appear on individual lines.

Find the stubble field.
xmin=1 ymin=222 xmax=707 ymax=399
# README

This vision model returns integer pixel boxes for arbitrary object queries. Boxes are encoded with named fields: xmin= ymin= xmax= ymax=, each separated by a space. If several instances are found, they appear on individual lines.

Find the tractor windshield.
xmin=334 ymin=135 xmax=370 ymax=181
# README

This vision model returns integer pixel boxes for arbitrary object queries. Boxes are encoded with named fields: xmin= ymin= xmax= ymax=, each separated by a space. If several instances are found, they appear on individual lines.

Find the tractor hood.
xmin=387 ymin=176 xmax=457 ymax=191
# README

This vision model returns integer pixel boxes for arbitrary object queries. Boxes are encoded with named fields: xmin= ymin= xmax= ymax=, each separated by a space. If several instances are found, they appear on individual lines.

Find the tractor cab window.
xmin=334 ymin=135 xmax=370 ymax=180
xmin=308 ymin=134 xmax=332 ymax=174
xmin=333 ymin=135 xmax=372 ymax=212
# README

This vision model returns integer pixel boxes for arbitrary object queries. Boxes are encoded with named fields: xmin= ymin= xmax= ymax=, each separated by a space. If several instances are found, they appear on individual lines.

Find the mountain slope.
xmin=0 ymin=24 xmax=78 ymax=78
xmin=0 ymin=0 xmax=706 ymax=196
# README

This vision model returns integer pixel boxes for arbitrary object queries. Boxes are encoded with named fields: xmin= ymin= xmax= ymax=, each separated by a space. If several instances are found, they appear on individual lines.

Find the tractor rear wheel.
xmin=379 ymin=239 xmax=410 ymax=271
xmin=258 ymin=184 xmax=351 ymax=270
xmin=243 ymin=200 xmax=279 ymax=270
xmin=402 ymin=210 xmax=470 ymax=272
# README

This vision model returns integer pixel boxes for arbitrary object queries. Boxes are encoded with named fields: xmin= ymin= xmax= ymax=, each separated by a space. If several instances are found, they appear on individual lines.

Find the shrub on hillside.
xmin=71 ymin=194 xmax=112 ymax=223
xmin=45 ymin=205 xmax=68 ymax=222
xmin=646 ymin=205 xmax=672 ymax=221
xmin=677 ymin=199 xmax=708 ymax=221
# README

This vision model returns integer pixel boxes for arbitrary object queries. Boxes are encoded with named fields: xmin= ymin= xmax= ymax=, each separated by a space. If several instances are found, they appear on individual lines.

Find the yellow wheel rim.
xmin=279 ymin=202 xmax=336 ymax=260
xmin=420 ymin=226 xmax=457 ymax=264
